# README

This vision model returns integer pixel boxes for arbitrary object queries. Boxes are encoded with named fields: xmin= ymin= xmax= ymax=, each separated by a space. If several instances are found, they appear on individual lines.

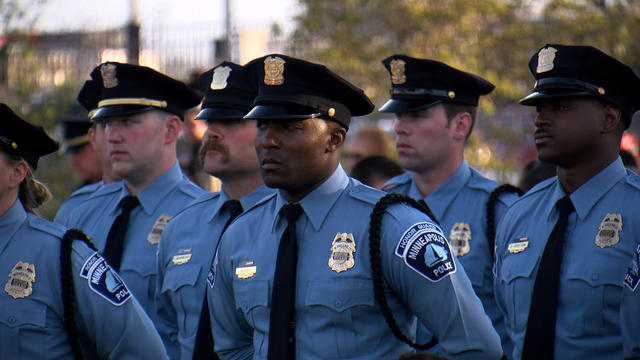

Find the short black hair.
xmin=350 ymin=155 xmax=404 ymax=188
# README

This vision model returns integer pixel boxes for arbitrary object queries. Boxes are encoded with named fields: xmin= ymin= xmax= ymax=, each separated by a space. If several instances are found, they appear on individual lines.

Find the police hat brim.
xmin=378 ymin=98 xmax=442 ymax=113
xmin=91 ymin=105 xmax=156 ymax=121
xmin=195 ymin=107 xmax=247 ymax=121
xmin=519 ymin=89 xmax=593 ymax=106
xmin=244 ymin=104 xmax=321 ymax=120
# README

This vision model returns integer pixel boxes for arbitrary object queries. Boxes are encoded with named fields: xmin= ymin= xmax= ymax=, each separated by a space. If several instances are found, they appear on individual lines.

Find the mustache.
xmin=198 ymin=140 xmax=229 ymax=165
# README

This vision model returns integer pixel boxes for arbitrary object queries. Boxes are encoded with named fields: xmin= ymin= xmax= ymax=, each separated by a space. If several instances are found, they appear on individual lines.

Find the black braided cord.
xmin=485 ymin=184 xmax=523 ymax=261
xmin=61 ymin=228 xmax=98 ymax=360
xmin=369 ymin=192 xmax=439 ymax=350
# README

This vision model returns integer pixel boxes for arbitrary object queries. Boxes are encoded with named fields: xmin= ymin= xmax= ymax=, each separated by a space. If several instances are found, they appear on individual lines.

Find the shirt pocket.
xmin=0 ymin=299 xmax=47 ymax=359
xmin=161 ymin=264 xmax=201 ymax=331
xmin=233 ymin=279 xmax=270 ymax=331
xmin=564 ymin=266 xmax=623 ymax=337
xmin=304 ymin=279 xmax=376 ymax=359
xmin=499 ymin=253 xmax=538 ymax=333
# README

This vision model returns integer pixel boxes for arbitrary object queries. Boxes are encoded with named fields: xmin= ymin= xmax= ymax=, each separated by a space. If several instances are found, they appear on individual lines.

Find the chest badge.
xmin=148 ymin=215 xmax=172 ymax=245
xmin=329 ymin=232 xmax=356 ymax=273
xmin=508 ymin=237 xmax=529 ymax=254
xmin=5 ymin=261 xmax=36 ymax=299
xmin=595 ymin=213 xmax=622 ymax=248
xmin=235 ymin=261 xmax=257 ymax=279
xmin=449 ymin=222 xmax=471 ymax=257
xmin=172 ymin=248 xmax=192 ymax=265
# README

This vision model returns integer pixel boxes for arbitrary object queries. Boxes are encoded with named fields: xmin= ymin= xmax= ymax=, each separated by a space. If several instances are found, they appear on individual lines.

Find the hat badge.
xmin=390 ymin=59 xmax=406 ymax=85
xmin=211 ymin=66 xmax=232 ymax=90
xmin=100 ymin=63 xmax=119 ymax=88
xmin=536 ymin=47 xmax=558 ymax=73
xmin=264 ymin=56 xmax=286 ymax=86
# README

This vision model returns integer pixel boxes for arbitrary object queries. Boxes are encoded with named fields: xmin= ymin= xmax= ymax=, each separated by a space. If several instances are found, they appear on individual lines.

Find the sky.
xmin=34 ymin=0 xmax=300 ymax=33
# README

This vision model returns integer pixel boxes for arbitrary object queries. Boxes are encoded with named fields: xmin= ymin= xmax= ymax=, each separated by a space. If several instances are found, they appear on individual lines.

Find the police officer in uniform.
xmin=63 ymin=62 xmax=206 ymax=327
xmin=379 ymin=55 xmax=516 ymax=356
xmin=209 ymin=54 xmax=502 ymax=359
xmin=58 ymin=104 xmax=103 ymax=186
xmin=0 ymin=103 xmax=167 ymax=359
xmin=55 ymin=79 xmax=122 ymax=225
xmin=155 ymin=62 xmax=273 ymax=359
xmin=494 ymin=44 xmax=640 ymax=359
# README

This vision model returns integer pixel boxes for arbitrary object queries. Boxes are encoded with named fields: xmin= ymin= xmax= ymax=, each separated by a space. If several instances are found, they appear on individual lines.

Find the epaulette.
xmin=625 ymin=171 xmax=640 ymax=190
xmin=68 ymin=182 xmax=101 ymax=198
xmin=87 ymin=181 xmax=122 ymax=199
xmin=381 ymin=173 xmax=411 ymax=192
xmin=467 ymin=168 xmax=500 ymax=194
xmin=178 ymin=178 xmax=208 ymax=199
xmin=245 ymin=192 xmax=277 ymax=213
xmin=29 ymin=216 xmax=67 ymax=238
xmin=348 ymin=180 xmax=385 ymax=206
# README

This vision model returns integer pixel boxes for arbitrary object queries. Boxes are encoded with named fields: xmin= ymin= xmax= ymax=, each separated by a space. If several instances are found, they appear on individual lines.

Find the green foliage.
xmin=290 ymin=0 xmax=640 ymax=178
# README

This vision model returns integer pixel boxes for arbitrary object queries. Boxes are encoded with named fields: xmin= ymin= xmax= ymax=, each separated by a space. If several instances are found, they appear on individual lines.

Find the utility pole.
xmin=126 ymin=0 xmax=140 ymax=64
xmin=214 ymin=0 xmax=232 ymax=64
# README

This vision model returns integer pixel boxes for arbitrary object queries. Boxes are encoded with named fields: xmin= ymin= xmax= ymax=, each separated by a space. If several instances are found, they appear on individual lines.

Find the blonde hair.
xmin=5 ymin=154 xmax=52 ymax=213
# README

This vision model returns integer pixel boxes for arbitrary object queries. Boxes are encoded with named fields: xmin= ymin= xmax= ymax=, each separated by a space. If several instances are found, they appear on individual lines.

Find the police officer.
xmin=63 ymin=62 xmax=206 ymax=327
xmin=493 ymin=44 xmax=640 ymax=359
xmin=209 ymin=54 xmax=502 ymax=359
xmin=0 ymin=103 xmax=167 ymax=359
xmin=379 ymin=55 xmax=516 ymax=356
xmin=155 ymin=62 xmax=273 ymax=359
xmin=58 ymin=104 xmax=103 ymax=186
xmin=55 ymin=79 xmax=122 ymax=225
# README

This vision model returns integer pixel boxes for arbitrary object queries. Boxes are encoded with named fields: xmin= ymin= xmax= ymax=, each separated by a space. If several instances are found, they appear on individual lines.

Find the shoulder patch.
xmin=85 ymin=256 xmax=131 ymax=306
xmin=400 ymin=222 xmax=456 ymax=282
xmin=28 ymin=216 xmax=66 ymax=238
xmin=624 ymin=244 xmax=640 ymax=292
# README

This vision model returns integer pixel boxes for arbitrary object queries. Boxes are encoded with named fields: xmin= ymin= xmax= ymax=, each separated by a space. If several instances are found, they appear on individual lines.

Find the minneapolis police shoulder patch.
xmin=84 ymin=255 xmax=131 ymax=306
xmin=401 ymin=223 xmax=456 ymax=282
xmin=624 ymin=244 xmax=640 ymax=292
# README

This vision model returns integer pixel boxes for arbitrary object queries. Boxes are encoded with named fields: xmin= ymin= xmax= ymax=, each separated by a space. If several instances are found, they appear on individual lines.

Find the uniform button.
xmin=591 ymin=273 xmax=599 ymax=281
xmin=8 ymin=315 xmax=16 ymax=324
xmin=335 ymin=300 xmax=342 ymax=308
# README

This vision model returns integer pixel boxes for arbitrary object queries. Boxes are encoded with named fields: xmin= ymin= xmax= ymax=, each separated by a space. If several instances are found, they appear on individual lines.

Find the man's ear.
xmin=327 ymin=125 xmax=346 ymax=153
xmin=451 ymin=112 xmax=472 ymax=141
xmin=164 ymin=115 xmax=182 ymax=144
xmin=601 ymin=104 xmax=623 ymax=134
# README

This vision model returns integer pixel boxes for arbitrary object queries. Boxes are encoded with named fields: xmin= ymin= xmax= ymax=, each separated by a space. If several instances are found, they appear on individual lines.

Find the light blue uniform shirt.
xmin=383 ymin=160 xmax=515 ymax=355
xmin=54 ymin=181 xmax=123 ymax=225
xmin=156 ymin=185 xmax=274 ymax=359
xmin=494 ymin=157 xmax=640 ymax=359
xmin=210 ymin=166 xmax=502 ymax=360
xmin=622 ymin=242 xmax=640 ymax=359
xmin=0 ymin=199 xmax=168 ymax=359
xmin=65 ymin=161 xmax=206 ymax=326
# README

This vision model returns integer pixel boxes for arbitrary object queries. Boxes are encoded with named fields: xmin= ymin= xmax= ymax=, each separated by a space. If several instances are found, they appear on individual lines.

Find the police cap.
xmin=58 ymin=104 xmax=91 ymax=153
xmin=195 ymin=61 xmax=256 ymax=121
xmin=0 ymin=103 xmax=58 ymax=169
xmin=520 ymin=44 xmax=640 ymax=128
xmin=243 ymin=54 xmax=374 ymax=129
xmin=77 ymin=79 xmax=101 ymax=117
xmin=379 ymin=55 xmax=494 ymax=113
xmin=88 ymin=62 xmax=202 ymax=121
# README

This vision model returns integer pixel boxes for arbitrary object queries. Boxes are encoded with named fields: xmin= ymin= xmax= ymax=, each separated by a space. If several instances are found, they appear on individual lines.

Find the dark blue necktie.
xmin=267 ymin=204 xmax=303 ymax=360
xmin=522 ymin=196 xmax=574 ymax=360
xmin=103 ymin=195 xmax=139 ymax=272
xmin=193 ymin=200 xmax=243 ymax=359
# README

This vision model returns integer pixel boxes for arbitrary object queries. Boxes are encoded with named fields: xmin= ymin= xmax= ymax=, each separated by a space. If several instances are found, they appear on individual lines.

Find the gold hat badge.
xmin=390 ymin=59 xmax=406 ymax=85
xmin=211 ymin=66 xmax=232 ymax=90
xmin=264 ymin=56 xmax=286 ymax=86
xmin=536 ymin=47 xmax=558 ymax=73
xmin=5 ymin=261 xmax=36 ymax=299
xmin=100 ymin=63 xmax=119 ymax=88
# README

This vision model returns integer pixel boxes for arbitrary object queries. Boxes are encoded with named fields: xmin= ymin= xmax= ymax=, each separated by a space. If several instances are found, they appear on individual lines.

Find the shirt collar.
xmin=112 ymin=161 xmax=184 ymax=216
xmin=272 ymin=164 xmax=349 ymax=232
xmin=0 ymin=199 xmax=27 ymax=253
xmin=565 ymin=157 xmax=627 ymax=220
xmin=419 ymin=160 xmax=470 ymax=219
